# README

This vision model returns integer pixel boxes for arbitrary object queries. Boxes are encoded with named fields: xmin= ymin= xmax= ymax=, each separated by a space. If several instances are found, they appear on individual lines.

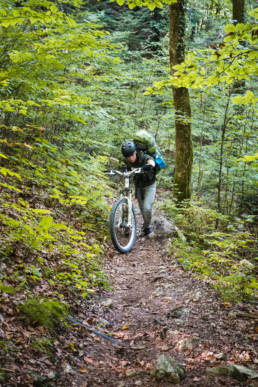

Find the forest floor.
xmin=1 ymin=197 xmax=257 ymax=386
xmin=66 ymin=202 xmax=257 ymax=387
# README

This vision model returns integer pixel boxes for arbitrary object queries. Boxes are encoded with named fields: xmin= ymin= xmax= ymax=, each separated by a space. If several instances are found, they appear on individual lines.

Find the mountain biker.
xmin=121 ymin=140 xmax=156 ymax=236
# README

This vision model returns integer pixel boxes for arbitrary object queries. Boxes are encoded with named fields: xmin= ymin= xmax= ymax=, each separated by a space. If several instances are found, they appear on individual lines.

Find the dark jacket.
xmin=125 ymin=151 xmax=156 ymax=188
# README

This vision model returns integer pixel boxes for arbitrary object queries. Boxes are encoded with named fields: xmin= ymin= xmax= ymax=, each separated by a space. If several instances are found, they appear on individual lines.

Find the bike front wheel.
xmin=109 ymin=198 xmax=137 ymax=253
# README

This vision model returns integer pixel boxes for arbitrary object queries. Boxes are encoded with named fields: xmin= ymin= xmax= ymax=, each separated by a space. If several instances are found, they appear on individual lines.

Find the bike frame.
xmin=106 ymin=168 xmax=142 ymax=229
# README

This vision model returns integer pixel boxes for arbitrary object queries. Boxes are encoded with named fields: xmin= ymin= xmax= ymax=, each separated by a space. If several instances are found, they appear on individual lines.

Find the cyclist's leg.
xmin=141 ymin=182 xmax=156 ymax=230
xmin=136 ymin=186 xmax=144 ymax=218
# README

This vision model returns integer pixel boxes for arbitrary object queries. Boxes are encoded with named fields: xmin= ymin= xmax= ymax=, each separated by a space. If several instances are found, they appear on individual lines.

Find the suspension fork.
xmin=119 ymin=176 xmax=133 ymax=227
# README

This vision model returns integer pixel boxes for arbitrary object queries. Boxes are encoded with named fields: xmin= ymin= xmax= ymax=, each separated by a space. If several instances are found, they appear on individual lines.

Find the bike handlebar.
xmin=104 ymin=168 xmax=143 ymax=177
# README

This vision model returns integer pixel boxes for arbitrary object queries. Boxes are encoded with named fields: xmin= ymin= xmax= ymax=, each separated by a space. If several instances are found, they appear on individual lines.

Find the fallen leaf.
xmin=239 ymin=352 xmax=251 ymax=361
xmin=201 ymin=351 xmax=214 ymax=361
xmin=80 ymin=367 xmax=87 ymax=373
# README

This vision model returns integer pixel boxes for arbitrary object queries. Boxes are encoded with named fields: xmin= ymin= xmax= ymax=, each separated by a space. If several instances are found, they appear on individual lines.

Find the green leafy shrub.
xmin=0 ymin=282 xmax=16 ymax=294
xmin=161 ymin=199 xmax=257 ymax=301
xmin=0 ymin=141 xmax=110 ymax=298
xmin=19 ymin=298 xmax=69 ymax=331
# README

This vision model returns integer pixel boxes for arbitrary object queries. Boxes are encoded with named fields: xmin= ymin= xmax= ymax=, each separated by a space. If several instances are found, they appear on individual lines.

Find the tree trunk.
xmin=169 ymin=0 xmax=193 ymax=202
xmin=232 ymin=0 xmax=245 ymax=24
xmin=217 ymin=92 xmax=231 ymax=226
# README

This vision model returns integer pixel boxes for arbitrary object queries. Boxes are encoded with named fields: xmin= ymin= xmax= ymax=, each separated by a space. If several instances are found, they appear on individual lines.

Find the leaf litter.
xmin=0 ymin=203 xmax=257 ymax=386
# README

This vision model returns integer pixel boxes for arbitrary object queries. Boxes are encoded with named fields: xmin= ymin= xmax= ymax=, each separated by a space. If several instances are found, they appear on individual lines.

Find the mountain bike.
xmin=105 ymin=168 xmax=143 ymax=253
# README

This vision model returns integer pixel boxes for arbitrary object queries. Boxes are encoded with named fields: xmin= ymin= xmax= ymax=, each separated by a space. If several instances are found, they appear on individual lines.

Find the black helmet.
xmin=121 ymin=141 xmax=136 ymax=157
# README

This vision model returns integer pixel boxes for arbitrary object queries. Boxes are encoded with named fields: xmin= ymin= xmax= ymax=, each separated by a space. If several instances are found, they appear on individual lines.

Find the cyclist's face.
xmin=127 ymin=151 xmax=137 ymax=163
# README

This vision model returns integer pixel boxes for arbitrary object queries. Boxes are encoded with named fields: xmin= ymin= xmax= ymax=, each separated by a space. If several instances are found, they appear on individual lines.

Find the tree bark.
xmin=169 ymin=0 xmax=193 ymax=202
xmin=232 ymin=0 xmax=245 ymax=24
xmin=217 ymin=92 xmax=231 ymax=225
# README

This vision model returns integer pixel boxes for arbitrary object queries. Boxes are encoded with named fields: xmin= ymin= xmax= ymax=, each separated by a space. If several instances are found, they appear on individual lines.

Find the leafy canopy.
xmin=0 ymin=0 xmax=117 ymax=128
xmin=146 ymin=8 xmax=258 ymax=105
xmin=112 ymin=0 xmax=176 ymax=10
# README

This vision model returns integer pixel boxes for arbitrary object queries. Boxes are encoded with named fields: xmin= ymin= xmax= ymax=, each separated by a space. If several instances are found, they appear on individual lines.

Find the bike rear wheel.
xmin=109 ymin=198 xmax=137 ymax=253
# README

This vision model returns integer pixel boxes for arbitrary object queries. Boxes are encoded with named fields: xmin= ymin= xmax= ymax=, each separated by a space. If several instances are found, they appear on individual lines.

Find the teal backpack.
xmin=133 ymin=130 xmax=166 ymax=172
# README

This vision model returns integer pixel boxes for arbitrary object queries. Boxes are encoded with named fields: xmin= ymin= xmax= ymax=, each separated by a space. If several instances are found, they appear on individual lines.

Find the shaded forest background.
xmin=0 ymin=0 xmax=257 ymax=359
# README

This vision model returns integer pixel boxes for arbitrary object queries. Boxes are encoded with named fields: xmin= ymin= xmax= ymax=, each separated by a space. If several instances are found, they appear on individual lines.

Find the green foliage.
xmin=89 ymin=2 xmax=169 ymax=58
xmin=113 ymin=0 xmax=176 ymax=11
xmin=161 ymin=199 xmax=257 ymax=301
xmin=19 ymin=297 xmax=69 ymax=331
xmin=147 ymin=9 xmax=258 ymax=94
xmin=0 ymin=2 xmax=256 ymax=384
xmin=0 ymin=282 xmax=16 ymax=294
xmin=0 ymin=127 xmax=111 ymax=298
xmin=0 ymin=0 xmax=118 ymax=147
xmin=0 ymin=0 xmax=256 ymax=310
xmin=143 ymin=6 xmax=257 ymax=213
xmin=31 ymin=337 xmax=54 ymax=357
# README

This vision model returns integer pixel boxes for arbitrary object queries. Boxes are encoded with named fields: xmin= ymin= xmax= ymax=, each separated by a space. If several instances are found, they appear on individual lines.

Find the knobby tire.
xmin=109 ymin=198 xmax=137 ymax=253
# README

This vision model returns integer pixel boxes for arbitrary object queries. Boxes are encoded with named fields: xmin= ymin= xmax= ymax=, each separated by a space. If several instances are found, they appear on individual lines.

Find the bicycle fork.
xmin=119 ymin=176 xmax=133 ymax=229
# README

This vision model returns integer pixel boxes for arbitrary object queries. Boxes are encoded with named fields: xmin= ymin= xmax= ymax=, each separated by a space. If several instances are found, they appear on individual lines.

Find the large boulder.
xmin=151 ymin=215 xmax=175 ymax=238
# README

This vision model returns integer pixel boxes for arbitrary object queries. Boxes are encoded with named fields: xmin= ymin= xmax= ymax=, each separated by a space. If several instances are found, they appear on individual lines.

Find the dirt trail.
xmin=1 ymin=200 xmax=256 ymax=387
xmin=70 ymin=208 xmax=256 ymax=387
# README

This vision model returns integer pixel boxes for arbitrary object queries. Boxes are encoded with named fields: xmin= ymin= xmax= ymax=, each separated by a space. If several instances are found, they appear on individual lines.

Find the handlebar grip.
xmin=104 ymin=169 xmax=119 ymax=176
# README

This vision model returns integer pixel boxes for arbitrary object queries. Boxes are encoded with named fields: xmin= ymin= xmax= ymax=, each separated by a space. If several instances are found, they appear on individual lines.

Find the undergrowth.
xmin=19 ymin=298 xmax=69 ymax=331
xmin=160 ymin=198 xmax=257 ymax=301
xmin=0 ymin=132 xmax=111 ymax=305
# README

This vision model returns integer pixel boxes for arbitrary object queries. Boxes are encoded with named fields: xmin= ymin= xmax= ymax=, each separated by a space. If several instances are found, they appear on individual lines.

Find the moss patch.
xmin=31 ymin=337 xmax=54 ymax=358
xmin=19 ymin=297 xmax=69 ymax=331
xmin=0 ymin=283 xmax=16 ymax=294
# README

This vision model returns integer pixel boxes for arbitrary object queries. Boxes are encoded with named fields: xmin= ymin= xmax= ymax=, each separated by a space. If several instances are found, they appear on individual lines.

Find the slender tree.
xmin=169 ymin=0 xmax=193 ymax=202
xmin=232 ymin=0 xmax=245 ymax=24
xmin=217 ymin=91 xmax=232 ymax=219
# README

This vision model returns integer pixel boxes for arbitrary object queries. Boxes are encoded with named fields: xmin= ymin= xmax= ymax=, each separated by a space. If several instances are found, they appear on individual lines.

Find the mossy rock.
xmin=207 ymin=365 xmax=258 ymax=381
xmin=152 ymin=355 xmax=185 ymax=383
xmin=19 ymin=297 xmax=69 ymax=331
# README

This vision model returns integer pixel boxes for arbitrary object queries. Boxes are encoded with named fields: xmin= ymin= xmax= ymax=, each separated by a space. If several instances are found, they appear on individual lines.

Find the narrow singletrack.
xmin=66 ymin=205 xmax=257 ymax=387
